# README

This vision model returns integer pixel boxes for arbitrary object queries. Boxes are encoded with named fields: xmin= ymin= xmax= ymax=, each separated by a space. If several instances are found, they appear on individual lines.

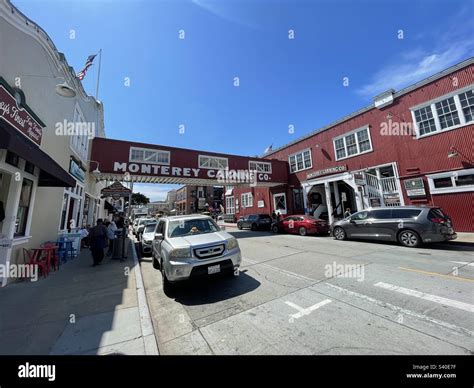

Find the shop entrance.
xmin=306 ymin=181 xmax=357 ymax=221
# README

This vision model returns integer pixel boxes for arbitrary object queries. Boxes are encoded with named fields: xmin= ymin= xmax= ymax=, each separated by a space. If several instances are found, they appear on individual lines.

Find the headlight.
xmin=170 ymin=248 xmax=191 ymax=259
xmin=227 ymin=238 xmax=239 ymax=250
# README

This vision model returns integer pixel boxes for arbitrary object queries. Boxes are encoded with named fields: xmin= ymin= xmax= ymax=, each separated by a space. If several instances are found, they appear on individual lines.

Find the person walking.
xmin=271 ymin=210 xmax=276 ymax=221
xmin=89 ymin=219 xmax=108 ymax=266
xmin=344 ymin=208 xmax=352 ymax=218
xmin=106 ymin=219 xmax=117 ymax=256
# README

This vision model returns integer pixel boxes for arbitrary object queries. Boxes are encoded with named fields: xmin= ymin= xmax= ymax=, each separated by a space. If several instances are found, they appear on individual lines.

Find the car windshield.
xmin=144 ymin=223 xmax=157 ymax=233
xmin=139 ymin=219 xmax=153 ymax=225
xmin=168 ymin=218 xmax=220 ymax=238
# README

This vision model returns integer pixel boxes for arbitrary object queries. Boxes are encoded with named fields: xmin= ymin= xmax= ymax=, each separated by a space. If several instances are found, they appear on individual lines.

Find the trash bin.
xmin=112 ymin=229 xmax=128 ymax=260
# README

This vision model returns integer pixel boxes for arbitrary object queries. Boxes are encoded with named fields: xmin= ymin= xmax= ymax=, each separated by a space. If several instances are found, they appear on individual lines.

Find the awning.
xmin=0 ymin=121 xmax=75 ymax=187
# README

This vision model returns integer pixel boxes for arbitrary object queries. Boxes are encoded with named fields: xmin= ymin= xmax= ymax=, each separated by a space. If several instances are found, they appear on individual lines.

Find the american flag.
xmin=76 ymin=54 xmax=97 ymax=80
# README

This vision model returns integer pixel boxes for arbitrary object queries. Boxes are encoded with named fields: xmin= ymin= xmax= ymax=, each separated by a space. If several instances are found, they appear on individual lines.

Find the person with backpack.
xmin=88 ymin=219 xmax=108 ymax=266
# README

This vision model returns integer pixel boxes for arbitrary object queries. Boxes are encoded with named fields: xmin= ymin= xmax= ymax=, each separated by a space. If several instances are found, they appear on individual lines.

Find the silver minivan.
xmin=331 ymin=206 xmax=457 ymax=247
xmin=152 ymin=215 xmax=241 ymax=291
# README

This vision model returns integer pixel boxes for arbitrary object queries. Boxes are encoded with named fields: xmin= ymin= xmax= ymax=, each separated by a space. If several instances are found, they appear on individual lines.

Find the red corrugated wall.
xmin=430 ymin=192 xmax=474 ymax=232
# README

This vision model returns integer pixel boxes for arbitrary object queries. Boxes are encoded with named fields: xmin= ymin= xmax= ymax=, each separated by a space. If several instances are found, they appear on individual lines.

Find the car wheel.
xmin=333 ymin=227 xmax=347 ymax=240
xmin=251 ymin=223 xmax=257 ymax=231
xmin=152 ymin=255 xmax=160 ymax=270
xmin=161 ymin=263 xmax=173 ymax=293
xmin=299 ymin=227 xmax=307 ymax=236
xmin=272 ymin=225 xmax=279 ymax=233
xmin=237 ymin=223 xmax=243 ymax=230
xmin=398 ymin=230 xmax=421 ymax=248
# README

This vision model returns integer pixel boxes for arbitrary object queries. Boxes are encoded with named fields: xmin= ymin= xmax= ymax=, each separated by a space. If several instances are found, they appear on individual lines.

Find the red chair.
xmin=23 ymin=248 xmax=49 ymax=278
xmin=41 ymin=242 xmax=60 ymax=271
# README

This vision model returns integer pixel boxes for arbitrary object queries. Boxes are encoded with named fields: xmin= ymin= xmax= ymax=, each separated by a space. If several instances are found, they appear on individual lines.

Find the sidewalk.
xmin=0 ymin=242 xmax=158 ymax=355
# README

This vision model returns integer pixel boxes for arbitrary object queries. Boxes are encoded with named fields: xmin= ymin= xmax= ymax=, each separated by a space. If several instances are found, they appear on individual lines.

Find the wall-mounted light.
xmin=55 ymin=82 xmax=76 ymax=98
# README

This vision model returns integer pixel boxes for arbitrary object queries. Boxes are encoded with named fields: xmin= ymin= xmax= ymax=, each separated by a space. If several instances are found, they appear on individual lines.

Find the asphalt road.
xmin=139 ymin=228 xmax=474 ymax=355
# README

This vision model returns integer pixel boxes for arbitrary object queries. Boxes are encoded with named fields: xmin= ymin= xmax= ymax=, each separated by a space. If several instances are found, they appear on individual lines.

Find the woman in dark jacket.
xmin=89 ymin=219 xmax=108 ymax=266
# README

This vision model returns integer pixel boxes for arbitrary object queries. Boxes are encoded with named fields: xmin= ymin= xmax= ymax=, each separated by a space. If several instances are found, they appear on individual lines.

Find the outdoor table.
xmin=31 ymin=246 xmax=58 ymax=274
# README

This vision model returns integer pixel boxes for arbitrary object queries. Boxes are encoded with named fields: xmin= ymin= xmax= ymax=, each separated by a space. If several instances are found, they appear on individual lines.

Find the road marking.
xmin=325 ymin=283 xmax=474 ymax=337
xmin=285 ymin=299 xmax=332 ymax=320
xmin=449 ymin=261 xmax=474 ymax=267
xmin=398 ymin=266 xmax=474 ymax=282
xmin=374 ymin=282 xmax=474 ymax=313
xmin=243 ymin=257 xmax=316 ymax=283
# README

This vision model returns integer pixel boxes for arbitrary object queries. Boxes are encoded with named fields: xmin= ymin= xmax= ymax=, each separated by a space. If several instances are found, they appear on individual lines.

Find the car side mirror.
xmin=154 ymin=233 xmax=163 ymax=240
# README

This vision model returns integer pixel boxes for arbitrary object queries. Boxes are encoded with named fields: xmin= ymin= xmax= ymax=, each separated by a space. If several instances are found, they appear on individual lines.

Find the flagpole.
xmin=95 ymin=49 xmax=102 ymax=100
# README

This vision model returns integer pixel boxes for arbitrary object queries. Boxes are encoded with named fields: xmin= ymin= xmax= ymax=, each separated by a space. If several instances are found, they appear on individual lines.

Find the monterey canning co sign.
xmin=0 ymin=79 xmax=43 ymax=145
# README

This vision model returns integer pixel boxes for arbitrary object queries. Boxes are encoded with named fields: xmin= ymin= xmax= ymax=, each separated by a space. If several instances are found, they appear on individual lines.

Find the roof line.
xmin=264 ymin=56 xmax=474 ymax=157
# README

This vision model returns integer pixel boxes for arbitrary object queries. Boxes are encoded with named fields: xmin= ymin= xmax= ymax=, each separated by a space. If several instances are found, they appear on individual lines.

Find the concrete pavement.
xmin=0 ymin=242 xmax=158 ymax=355
xmin=140 ymin=229 xmax=474 ymax=355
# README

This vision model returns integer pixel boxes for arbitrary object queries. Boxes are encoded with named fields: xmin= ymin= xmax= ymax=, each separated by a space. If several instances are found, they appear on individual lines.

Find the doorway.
xmin=273 ymin=193 xmax=287 ymax=215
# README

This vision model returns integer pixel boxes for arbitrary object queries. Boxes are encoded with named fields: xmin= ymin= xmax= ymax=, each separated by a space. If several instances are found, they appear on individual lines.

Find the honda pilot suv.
xmin=152 ymin=215 xmax=241 ymax=291
xmin=331 ymin=206 xmax=457 ymax=247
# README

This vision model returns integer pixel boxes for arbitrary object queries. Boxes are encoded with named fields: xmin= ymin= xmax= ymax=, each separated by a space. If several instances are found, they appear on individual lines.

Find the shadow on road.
xmin=167 ymin=271 xmax=261 ymax=306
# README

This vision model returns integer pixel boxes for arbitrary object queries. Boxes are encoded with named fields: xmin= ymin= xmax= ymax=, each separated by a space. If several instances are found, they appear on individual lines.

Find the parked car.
xmin=152 ymin=215 xmax=241 ymax=292
xmin=135 ymin=218 xmax=155 ymax=239
xmin=331 ymin=206 xmax=457 ymax=248
xmin=272 ymin=215 xmax=329 ymax=236
xmin=141 ymin=221 xmax=157 ymax=255
xmin=237 ymin=214 xmax=272 ymax=231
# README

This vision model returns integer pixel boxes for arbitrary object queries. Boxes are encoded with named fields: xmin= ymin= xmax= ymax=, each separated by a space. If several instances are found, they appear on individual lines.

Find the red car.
xmin=271 ymin=215 xmax=329 ymax=236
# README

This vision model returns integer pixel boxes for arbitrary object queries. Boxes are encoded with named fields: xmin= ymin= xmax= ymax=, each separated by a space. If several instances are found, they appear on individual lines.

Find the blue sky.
xmin=14 ymin=0 xmax=474 ymax=200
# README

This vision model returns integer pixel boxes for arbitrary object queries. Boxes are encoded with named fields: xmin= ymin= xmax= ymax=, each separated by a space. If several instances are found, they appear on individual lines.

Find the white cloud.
xmin=133 ymin=184 xmax=180 ymax=202
xmin=357 ymin=7 xmax=474 ymax=98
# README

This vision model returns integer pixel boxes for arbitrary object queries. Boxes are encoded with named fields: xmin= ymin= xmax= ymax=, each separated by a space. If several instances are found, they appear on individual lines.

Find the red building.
xmin=228 ymin=58 xmax=474 ymax=232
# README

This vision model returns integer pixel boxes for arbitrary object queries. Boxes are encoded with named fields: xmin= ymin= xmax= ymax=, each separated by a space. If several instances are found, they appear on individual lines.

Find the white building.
xmin=0 ymin=0 xmax=107 ymax=286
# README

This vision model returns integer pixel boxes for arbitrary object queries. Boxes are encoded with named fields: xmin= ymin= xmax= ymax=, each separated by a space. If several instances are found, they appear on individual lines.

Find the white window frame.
xmin=241 ymin=192 xmax=253 ymax=208
xmin=249 ymin=160 xmax=272 ymax=173
xmin=288 ymin=148 xmax=312 ymax=173
xmin=70 ymin=103 xmax=89 ymax=162
xmin=129 ymin=147 xmax=170 ymax=165
xmin=198 ymin=155 xmax=228 ymax=170
xmin=333 ymin=126 xmax=373 ymax=161
xmin=225 ymin=196 xmax=235 ymax=214
xmin=410 ymin=84 xmax=474 ymax=140
xmin=0 ymin=152 xmax=39 ymax=244
xmin=427 ymin=168 xmax=474 ymax=194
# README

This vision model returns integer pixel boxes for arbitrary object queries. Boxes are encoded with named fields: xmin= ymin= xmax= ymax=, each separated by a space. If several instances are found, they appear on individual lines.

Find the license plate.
xmin=208 ymin=264 xmax=221 ymax=275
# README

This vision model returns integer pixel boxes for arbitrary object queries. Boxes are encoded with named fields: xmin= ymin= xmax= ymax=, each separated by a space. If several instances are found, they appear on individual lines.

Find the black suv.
xmin=237 ymin=214 xmax=272 ymax=231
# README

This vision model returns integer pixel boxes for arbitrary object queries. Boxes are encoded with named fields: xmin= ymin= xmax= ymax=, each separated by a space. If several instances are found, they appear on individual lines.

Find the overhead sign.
xmin=0 ymin=79 xmax=43 ymax=145
xmin=353 ymin=172 xmax=366 ymax=185
xmin=307 ymin=165 xmax=347 ymax=179
xmin=404 ymin=178 xmax=426 ymax=197
xmin=69 ymin=159 xmax=85 ymax=183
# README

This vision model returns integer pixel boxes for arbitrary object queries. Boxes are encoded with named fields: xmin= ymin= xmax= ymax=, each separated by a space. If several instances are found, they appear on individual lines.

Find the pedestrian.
xmin=276 ymin=211 xmax=281 ymax=222
xmin=271 ymin=210 xmax=276 ymax=221
xmin=344 ymin=208 xmax=352 ymax=218
xmin=88 ymin=219 xmax=108 ymax=266
xmin=79 ymin=226 xmax=89 ymax=249
xmin=106 ymin=219 xmax=117 ymax=256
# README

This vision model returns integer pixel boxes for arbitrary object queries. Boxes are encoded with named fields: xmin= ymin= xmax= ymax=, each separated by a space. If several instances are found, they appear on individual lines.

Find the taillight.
xmin=430 ymin=217 xmax=445 ymax=224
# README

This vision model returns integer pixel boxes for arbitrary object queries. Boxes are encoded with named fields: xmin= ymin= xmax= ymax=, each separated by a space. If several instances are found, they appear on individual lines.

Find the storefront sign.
xmin=404 ymin=178 xmax=426 ymax=197
xmin=258 ymin=200 xmax=265 ymax=208
xmin=307 ymin=165 xmax=347 ymax=179
xmin=69 ymin=159 xmax=85 ymax=183
xmin=0 ymin=79 xmax=43 ymax=145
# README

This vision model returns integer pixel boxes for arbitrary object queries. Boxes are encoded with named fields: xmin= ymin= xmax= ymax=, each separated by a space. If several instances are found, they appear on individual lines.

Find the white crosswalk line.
xmin=449 ymin=261 xmax=474 ymax=267
xmin=374 ymin=282 xmax=474 ymax=313
xmin=285 ymin=299 xmax=332 ymax=319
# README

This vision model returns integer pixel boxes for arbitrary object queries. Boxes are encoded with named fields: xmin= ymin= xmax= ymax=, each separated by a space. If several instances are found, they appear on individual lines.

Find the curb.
xmin=129 ymin=238 xmax=159 ymax=355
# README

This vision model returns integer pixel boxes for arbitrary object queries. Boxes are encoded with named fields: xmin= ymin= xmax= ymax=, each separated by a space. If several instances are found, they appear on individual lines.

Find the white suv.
xmin=152 ymin=215 xmax=241 ymax=291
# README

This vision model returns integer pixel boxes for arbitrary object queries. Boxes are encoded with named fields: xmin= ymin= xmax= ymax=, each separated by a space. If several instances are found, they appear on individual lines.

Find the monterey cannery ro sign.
xmin=0 ymin=78 xmax=43 ymax=145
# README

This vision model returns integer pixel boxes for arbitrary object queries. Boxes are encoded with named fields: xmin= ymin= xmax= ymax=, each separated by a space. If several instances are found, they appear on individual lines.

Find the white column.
xmin=332 ymin=182 xmax=341 ymax=215
xmin=376 ymin=168 xmax=385 ymax=206
xmin=324 ymin=181 xmax=334 ymax=225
